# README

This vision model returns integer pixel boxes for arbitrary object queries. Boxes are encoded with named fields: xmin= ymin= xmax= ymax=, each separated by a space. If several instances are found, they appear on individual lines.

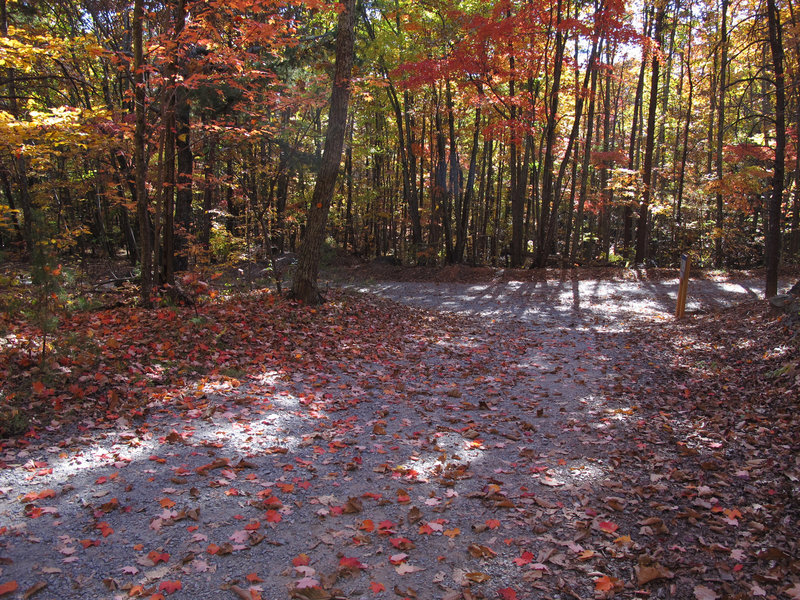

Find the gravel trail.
xmin=0 ymin=274 xmax=782 ymax=600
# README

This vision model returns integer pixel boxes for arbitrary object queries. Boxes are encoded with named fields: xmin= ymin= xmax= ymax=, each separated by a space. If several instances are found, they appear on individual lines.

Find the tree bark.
xmin=634 ymin=2 xmax=665 ymax=264
xmin=714 ymin=0 xmax=728 ymax=267
xmin=291 ymin=0 xmax=356 ymax=304
xmin=534 ymin=0 xmax=566 ymax=267
xmin=134 ymin=0 xmax=152 ymax=307
xmin=765 ymin=0 xmax=785 ymax=297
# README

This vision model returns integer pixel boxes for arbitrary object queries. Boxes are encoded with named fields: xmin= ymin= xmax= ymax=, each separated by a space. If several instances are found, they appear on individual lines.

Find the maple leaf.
xmin=693 ymin=585 xmax=719 ymax=600
xmin=295 ymin=576 xmax=320 ymax=589
xmin=265 ymin=510 xmax=282 ymax=523
xmin=0 ymin=581 xmax=17 ymax=597
xmin=395 ymin=563 xmax=422 ymax=575
xmin=158 ymin=580 xmax=182 ymax=595
xmin=513 ymin=551 xmax=534 ymax=566
xmin=292 ymin=554 xmax=310 ymax=567
xmin=360 ymin=519 xmax=375 ymax=532
xmin=498 ymin=589 xmax=518 ymax=600
xmin=595 ymin=575 xmax=622 ymax=592
xmin=147 ymin=550 xmax=170 ymax=564
xmin=485 ymin=519 xmax=501 ymax=529
xmin=598 ymin=521 xmax=619 ymax=533
xmin=390 ymin=537 xmax=415 ymax=550
xmin=389 ymin=553 xmax=408 ymax=565
xmin=339 ymin=556 xmax=365 ymax=572
xmin=443 ymin=528 xmax=460 ymax=538
xmin=246 ymin=573 xmax=263 ymax=583
xmin=230 ymin=530 xmax=250 ymax=544
xmin=370 ymin=581 xmax=385 ymax=593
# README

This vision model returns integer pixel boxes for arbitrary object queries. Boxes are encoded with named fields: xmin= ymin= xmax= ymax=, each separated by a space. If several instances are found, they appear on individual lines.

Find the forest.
xmin=1 ymin=3 xmax=800 ymax=598
xmin=0 ymin=0 xmax=795 ymax=300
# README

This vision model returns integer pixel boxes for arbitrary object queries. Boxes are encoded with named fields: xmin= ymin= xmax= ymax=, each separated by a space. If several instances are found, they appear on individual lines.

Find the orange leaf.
xmin=159 ymin=498 xmax=176 ymax=509
xmin=0 ymin=581 xmax=18 ymax=596
xmin=245 ymin=572 xmax=263 ymax=583
xmin=360 ymin=519 xmax=375 ymax=532
xmin=370 ymin=581 xmax=386 ymax=593
xmin=206 ymin=543 xmax=220 ymax=555
xmin=485 ymin=519 xmax=501 ymax=529
xmin=595 ymin=575 xmax=620 ymax=591
xmin=443 ymin=528 xmax=460 ymax=538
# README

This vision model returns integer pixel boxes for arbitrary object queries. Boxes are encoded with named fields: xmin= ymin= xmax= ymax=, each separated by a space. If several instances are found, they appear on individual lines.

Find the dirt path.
xmin=0 ymin=275 xmax=790 ymax=600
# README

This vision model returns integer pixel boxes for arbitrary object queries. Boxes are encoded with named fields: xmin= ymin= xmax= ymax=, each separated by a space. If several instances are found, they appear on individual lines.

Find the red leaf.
xmin=0 ymin=581 xmax=18 ymax=596
xmin=148 ymin=550 xmax=169 ymax=564
xmin=486 ymin=519 xmax=501 ymax=529
xmin=498 ymin=588 xmax=518 ymax=600
xmin=292 ymin=553 xmax=310 ymax=567
xmin=598 ymin=521 xmax=619 ymax=533
xmin=158 ymin=580 xmax=182 ymax=595
xmin=513 ymin=551 xmax=534 ymax=566
xmin=265 ymin=510 xmax=282 ymax=523
xmin=370 ymin=581 xmax=386 ymax=593
xmin=339 ymin=556 xmax=365 ymax=571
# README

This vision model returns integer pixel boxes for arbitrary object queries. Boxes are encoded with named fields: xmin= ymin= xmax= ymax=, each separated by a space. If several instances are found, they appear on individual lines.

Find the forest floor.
xmin=0 ymin=262 xmax=798 ymax=600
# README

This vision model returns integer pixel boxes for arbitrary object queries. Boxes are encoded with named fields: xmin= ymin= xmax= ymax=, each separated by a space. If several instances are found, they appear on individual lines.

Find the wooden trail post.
xmin=676 ymin=254 xmax=690 ymax=318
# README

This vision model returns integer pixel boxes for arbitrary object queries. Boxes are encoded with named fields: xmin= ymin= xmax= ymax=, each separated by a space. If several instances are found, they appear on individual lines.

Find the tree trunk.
xmin=534 ymin=0 xmax=566 ymax=267
xmin=571 ymin=39 xmax=603 ymax=262
xmin=635 ymin=2 xmax=665 ymax=264
xmin=675 ymin=21 xmax=694 ymax=232
xmin=714 ymin=0 xmax=728 ymax=267
xmin=765 ymin=0 xmax=785 ymax=297
xmin=291 ymin=0 xmax=356 ymax=304
xmin=174 ymin=0 xmax=192 ymax=273
xmin=134 ymin=0 xmax=152 ymax=307
xmin=455 ymin=107 xmax=481 ymax=263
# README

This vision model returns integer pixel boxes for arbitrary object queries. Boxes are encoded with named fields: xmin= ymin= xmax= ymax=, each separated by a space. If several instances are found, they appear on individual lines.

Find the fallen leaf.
xmin=694 ymin=585 xmax=718 ymax=600
xmin=22 ymin=581 xmax=46 ymax=599
xmin=636 ymin=564 xmax=674 ymax=586
xmin=158 ymin=580 xmax=181 ymax=595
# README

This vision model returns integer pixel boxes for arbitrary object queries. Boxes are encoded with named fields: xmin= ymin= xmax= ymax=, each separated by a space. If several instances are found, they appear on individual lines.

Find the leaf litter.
xmin=0 ymin=271 xmax=797 ymax=599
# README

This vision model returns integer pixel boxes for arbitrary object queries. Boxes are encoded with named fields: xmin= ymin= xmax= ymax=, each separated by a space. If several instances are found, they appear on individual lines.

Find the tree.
xmin=291 ymin=0 xmax=356 ymax=304
xmin=765 ymin=0 xmax=785 ymax=297
xmin=134 ymin=0 xmax=151 ymax=307
xmin=635 ymin=0 xmax=665 ymax=264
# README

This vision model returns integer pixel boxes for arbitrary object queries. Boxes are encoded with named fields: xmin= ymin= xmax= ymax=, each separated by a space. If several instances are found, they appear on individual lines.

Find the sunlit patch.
xmin=550 ymin=460 xmax=606 ymax=483
xmin=764 ymin=344 xmax=790 ymax=360
xmin=394 ymin=432 xmax=487 ymax=480
xmin=605 ymin=406 xmax=637 ymax=421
